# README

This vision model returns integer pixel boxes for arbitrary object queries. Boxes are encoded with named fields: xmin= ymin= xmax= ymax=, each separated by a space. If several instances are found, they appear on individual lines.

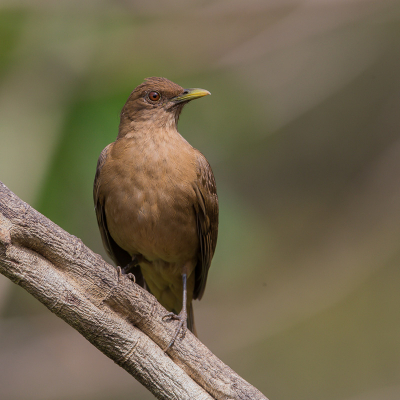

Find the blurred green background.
xmin=1 ymin=1 xmax=400 ymax=399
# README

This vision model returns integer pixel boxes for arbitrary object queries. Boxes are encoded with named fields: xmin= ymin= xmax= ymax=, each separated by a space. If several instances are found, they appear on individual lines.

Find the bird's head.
xmin=118 ymin=77 xmax=210 ymax=138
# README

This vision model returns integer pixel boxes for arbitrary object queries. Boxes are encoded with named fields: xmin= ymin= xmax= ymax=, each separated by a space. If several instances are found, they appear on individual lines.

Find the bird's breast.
xmin=101 ymin=135 xmax=199 ymax=263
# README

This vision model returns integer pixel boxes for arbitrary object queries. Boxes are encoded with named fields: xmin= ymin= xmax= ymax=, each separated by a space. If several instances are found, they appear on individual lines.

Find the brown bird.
xmin=93 ymin=77 xmax=218 ymax=349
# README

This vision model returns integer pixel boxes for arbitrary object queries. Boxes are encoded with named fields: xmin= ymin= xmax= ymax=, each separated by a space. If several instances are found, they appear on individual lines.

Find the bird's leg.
xmin=162 ymin=273 xmax=188 ymax=352
xmin=121 ymin=254 xmax=142 ymax=275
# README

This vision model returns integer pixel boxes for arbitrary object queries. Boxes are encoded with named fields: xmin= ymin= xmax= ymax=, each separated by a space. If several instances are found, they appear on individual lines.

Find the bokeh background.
xmin=1 ymin=0 xmax=400 ymax=399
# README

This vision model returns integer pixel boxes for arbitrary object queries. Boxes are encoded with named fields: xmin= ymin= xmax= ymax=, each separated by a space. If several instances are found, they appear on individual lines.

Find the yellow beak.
xmin=172 ymin=88 xmax=211 ymax=103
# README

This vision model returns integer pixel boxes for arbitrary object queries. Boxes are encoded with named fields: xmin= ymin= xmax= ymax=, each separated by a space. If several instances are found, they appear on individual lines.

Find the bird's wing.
xmin=193 ymin=152 xmax=219 ymax=300
xmin=93 ymin=144 xmax=144 ymax=287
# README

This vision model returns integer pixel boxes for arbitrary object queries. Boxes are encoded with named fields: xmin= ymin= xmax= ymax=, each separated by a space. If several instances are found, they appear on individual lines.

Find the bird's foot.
xmin=121 ymin=258 xmax=138 ymax=275
xmin=117 ymin=265 xmax=137 ymax=284
xmin=162 ymin=309 xmax=188 ymax=352
xmin=116 ymin=266 xmax=135 ymax=283
xmin=119 ymin=255 xmax=144 ymax=281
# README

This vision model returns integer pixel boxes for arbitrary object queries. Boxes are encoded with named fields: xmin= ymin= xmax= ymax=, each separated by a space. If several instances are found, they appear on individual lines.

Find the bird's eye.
xmin=148 ymin=91 xmax=161 ymax=102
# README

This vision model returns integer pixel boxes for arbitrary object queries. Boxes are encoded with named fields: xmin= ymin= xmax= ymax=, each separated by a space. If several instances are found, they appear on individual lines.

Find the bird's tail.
xmin=187 ymin=302 xmax=197 ymax=337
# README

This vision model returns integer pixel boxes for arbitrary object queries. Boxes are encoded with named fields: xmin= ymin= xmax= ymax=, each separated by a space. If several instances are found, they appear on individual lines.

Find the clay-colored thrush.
xmin=94 ymin=77 xmax=218 ymax=349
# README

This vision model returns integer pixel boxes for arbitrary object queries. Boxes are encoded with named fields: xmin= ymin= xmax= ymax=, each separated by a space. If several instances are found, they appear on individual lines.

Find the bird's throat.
xmin=118 ymin=107 xmax=180 ymax=140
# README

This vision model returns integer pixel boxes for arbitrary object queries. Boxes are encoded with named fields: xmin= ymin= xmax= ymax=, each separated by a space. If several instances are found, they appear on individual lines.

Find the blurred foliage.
xmin=0 ymin=9 xmax=26 ymax=74
xmin=1 ymin=1 xmax=400 ymax=399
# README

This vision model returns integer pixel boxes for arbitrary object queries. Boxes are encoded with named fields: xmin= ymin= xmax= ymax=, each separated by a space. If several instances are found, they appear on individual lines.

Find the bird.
xmin=93 ymin=77 xmax=218 ymax=350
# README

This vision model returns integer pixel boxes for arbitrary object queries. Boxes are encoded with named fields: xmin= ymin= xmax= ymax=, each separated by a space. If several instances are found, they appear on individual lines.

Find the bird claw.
xmin=162 ymin=310 xmax=187 ymax=352
xmin=116 ymin=266 xmax=136 ymax=284
xmin=116 ymin=266 xmax=122 ymax=282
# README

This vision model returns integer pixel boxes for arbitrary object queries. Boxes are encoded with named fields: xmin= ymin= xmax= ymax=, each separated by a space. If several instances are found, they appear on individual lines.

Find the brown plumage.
xmin=93 ymin=77 xmax=218 ymax=349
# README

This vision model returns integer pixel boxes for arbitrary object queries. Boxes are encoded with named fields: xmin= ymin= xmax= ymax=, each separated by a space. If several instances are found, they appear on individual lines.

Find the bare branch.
xmin=0 ymin=181 xmax=267 ymax=400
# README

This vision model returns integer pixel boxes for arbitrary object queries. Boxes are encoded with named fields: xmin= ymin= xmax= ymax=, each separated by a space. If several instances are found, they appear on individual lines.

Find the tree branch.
xmin=0 ymin=181 xmax=267 ymax=400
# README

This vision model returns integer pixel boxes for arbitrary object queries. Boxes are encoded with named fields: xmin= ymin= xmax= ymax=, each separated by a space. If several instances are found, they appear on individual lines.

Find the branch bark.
xmin=0 ymin=181 xmax=267 ymax=400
